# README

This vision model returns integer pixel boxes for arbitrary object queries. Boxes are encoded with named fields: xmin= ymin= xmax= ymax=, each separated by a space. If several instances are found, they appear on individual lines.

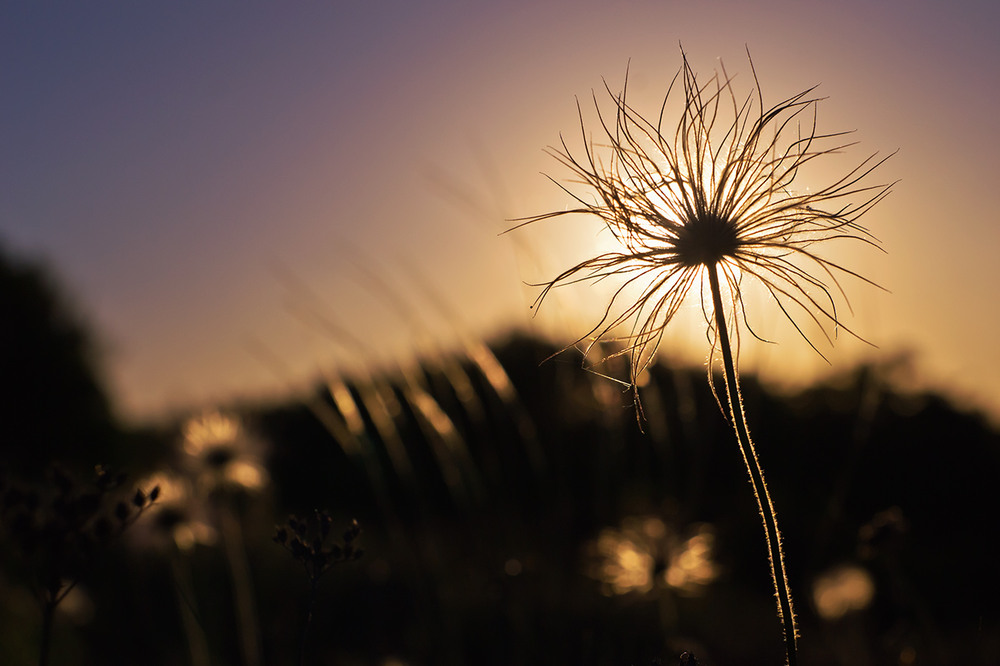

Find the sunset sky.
xmin=3 ymin=1 xmax=999 ymax=423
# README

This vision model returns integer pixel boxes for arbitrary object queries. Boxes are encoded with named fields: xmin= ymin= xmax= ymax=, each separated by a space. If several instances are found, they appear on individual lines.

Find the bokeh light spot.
xmin=812 ymin=564 xmax=875 ymax=620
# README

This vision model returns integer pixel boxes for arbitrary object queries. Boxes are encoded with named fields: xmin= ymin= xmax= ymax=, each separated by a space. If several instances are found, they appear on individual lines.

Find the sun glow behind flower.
xmin=519 ymin=51 xmax=892 ymax=390
xmin=4 ymin=2 xmax=998 ymax=422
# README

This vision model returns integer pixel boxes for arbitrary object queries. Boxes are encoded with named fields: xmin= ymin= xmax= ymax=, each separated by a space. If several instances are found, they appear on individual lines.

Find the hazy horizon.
xmin=4 ymin=1 xmax=999 ymax=422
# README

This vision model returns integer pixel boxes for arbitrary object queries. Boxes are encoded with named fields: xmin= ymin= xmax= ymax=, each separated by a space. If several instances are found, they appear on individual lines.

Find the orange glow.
xmin=224 ymin=460 xmax=267 ymax=491
xmin=665 ymin=528 xmax=719 ymax=592
xmin=812 ymin=564 xmax=875 ymax=620
xmin=595 ymin=530 xmax=656 ymax=594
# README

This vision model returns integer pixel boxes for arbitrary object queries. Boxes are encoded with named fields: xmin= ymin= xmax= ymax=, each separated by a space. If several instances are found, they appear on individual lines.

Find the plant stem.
xmin=172 ymin=554 xmax=211 ymax=666
xmin=707 ymin=263 xmax=798 ymax=666
xmin=39 ymin=598 xmax=55 ymax=666
xmin=298 ymin=576 xmax=320 ymax=666
xmin=220 ymin=504 xmax=263 ymax=666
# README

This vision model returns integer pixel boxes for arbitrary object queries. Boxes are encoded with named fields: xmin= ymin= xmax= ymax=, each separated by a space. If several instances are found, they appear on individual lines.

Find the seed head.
xmin=512 ymin=48 xmax=894 ymax=394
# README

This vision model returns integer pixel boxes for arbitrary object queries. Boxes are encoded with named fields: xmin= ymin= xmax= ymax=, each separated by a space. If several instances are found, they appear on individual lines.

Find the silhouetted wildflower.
xmin=515 ymin=49 xmax=894 ymax=666
xmin=513 ymin=50 xmax=893 ymax=394
xmin=274 ymin=511 xmax=362 ymax=666
xmin=274 ymin=511 xmax=363 ymax=581
xmin=0 ymin=465 xmax=157 ymax=666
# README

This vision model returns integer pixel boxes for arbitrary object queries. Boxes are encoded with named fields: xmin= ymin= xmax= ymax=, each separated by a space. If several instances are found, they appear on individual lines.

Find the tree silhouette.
xmin=0 ymin=241 xmax=119 ymax=477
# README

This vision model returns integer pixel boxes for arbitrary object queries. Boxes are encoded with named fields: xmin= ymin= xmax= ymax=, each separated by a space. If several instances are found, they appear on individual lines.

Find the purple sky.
xmin=3 ymin=1 xmax=999 ymax=422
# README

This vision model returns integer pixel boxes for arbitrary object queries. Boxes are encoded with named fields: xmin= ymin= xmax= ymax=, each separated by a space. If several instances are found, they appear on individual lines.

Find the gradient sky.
xmin=3 ymin=1 xmax=999 ymax=423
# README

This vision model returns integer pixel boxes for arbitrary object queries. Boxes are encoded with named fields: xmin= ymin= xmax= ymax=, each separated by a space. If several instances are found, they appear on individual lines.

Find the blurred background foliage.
xmin=1 ymin=243 xmax=999 ymax=666
xmin=0 ymin=243 xmax=119 ymax=477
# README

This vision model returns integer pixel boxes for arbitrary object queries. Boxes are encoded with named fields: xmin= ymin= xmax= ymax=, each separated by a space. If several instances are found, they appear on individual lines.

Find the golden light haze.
xmin=2 ymin=1 xmax=998 ymax=422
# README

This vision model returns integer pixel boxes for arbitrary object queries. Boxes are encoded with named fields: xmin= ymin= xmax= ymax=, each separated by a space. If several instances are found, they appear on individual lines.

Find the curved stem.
xmin=707 ymin=262 xmax=798 ymax=666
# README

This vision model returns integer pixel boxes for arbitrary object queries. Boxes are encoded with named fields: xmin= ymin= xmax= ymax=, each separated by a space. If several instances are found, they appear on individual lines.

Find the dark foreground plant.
xmin=0 ymin=465 xmax=158 ymax=666
xmin=274 ymin=511 xmax=363 ymax=666
xmin=512 ymin=49 xmax=893 ymax=664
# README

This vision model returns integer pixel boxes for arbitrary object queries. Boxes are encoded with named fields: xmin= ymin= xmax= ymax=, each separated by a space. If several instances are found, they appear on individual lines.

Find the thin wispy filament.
xmin=511 ymin=50 xmax=893 ymax=388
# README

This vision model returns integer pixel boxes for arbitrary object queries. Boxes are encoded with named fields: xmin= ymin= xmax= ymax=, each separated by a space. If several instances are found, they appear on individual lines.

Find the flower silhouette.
xmin=514 ymin=49 xmax=893 ymax=666
xmin=586 ymin=515 xmax=717 ymax=597
xmin=514 ymin=49 xmax=893 ymax=391
xmin=181 ymin=410 xmax=269 ymax=493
